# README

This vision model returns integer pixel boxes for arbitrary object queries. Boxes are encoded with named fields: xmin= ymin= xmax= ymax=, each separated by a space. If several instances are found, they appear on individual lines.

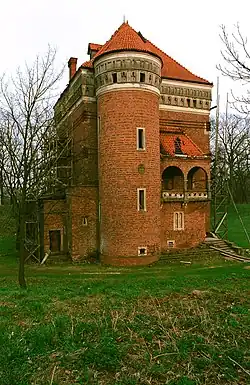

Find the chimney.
xmin=68 ymin=57 xmax=78 ymax=80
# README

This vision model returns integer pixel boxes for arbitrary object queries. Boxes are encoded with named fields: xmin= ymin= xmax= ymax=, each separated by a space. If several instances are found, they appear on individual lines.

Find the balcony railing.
xmin=186 ymin=191 xmax=208 ymax=200
xmin=162 ymin=191 xmax=185 ymax=200
xmin=162 ymin=190 xmax=210 ymax=202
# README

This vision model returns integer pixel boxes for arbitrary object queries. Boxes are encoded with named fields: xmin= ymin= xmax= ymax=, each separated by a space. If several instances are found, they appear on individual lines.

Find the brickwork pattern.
xmin=160 ymin=201 xmax=208 ymax=250
xmin=43 ymin=200 xmax=67 ymax=253
xmin=70 ymin=186 xmax=98 ymax=261
xmin=98 ymin=89 xmax=161 ymax=262
xmin=69 ymin=101 xmax=98 ymax=186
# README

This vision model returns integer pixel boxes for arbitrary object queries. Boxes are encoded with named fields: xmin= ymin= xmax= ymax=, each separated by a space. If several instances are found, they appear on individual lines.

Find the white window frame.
xmin=82 ymin=216 xmax=88 ymax=226
xmin=138 ymin=246 xmax=147 ymax=256
xmin=137 ymin=127 xmax=146 ymax=150
xmin=174 ymin=212 xmax=184 ymax=231
xmin=137 ymin=188 xmax=146 ymax=211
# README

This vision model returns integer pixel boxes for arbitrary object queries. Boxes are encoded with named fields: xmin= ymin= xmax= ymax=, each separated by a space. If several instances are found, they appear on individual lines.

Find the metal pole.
xmin=214 ymin=77 xmax=220 ymax=229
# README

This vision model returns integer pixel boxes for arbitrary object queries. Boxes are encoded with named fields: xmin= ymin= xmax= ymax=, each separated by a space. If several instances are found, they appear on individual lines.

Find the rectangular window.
xmin=82 ymin=217 xmax=88 ymax=226
xmin=174 ymin=212 xmax=184 ymax=230
xmin=137 ymin=188 xmax=146 ymax=211
xmin=137 ymin=127 xmax=145 ymax=150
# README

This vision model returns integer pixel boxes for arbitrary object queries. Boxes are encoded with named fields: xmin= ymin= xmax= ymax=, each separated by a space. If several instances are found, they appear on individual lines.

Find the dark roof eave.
xmin=160 ymin=154 xmax=211 ymax=160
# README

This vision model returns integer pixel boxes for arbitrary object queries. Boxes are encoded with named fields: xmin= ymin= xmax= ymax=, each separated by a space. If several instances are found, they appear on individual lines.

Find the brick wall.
xmin=43 ymin=199 xmax=67 ymax=254
xmin=98 ymin=89 xmax=161 ymax=264
xmin=161 ymin=201 xmax=208 ymax=250
xmin=70 ymin=186 xmax=98 ymax=261
xmin=69 ymin=101 xmax=98 ymax=186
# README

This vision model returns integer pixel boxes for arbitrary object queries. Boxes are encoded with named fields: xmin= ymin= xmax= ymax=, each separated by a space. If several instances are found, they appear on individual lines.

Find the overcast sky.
xmin=1 ymin=0 xmax=250 ymax=112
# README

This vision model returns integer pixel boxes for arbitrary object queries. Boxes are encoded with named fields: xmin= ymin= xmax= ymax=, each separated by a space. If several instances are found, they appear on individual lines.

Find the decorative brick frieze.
xmin=160 ymin=80 xmax=212 ymax=111
xmin=94 ymin=52 xmax=162 ymax=95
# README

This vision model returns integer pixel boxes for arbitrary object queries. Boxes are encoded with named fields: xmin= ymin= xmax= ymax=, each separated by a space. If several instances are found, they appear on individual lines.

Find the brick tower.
xmin=93 ymin=23 xmax=162 ymax=264
xmin=40 ymin=21 xmax=213 ymax=266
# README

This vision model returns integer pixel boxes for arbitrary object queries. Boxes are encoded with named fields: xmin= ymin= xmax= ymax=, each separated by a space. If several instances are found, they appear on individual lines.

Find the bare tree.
xmin=218 ymin=24 xmax=250 ymax=113
xmin=210 ymin=113 xmax=250 ymax=203
xmin=0 ymin=47 xmax=63 ymax=288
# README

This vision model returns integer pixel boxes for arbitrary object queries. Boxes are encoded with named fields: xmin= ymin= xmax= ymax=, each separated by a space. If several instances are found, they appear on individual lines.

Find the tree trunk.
xmin=18 ymin=202 xmax=27 ymax=289
xmin=0 ymin=169 xmax=3 ymax=205
xmin=18 ymin=180 xmax=27 ymax=288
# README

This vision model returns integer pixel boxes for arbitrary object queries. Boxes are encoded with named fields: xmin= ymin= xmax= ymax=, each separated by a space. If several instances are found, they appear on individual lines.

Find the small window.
xmin=137 ymin=127 xmax=145 ymax=150
xmin=138 ymin=247 xmax=147 ymax=256
xmin=137 ymin=188 xmax=146 ymax=211
xmin=112 ymin=73 xmax=117 ymax=83
xmin=82 ymin=217 xmax=88 ymax=226
xmin=174 ymin=137 xmax=183 ymax=155
xmin=193 ymin=99 xmax=197 ymax=108
xmin=187 ymin=98 xmax=191 ymax=107
xmin=140 ymin=72 xmax=145 ymax=82
xmin=174 ymin=212 xmax=184 ymax=231
xmin=49 ymin=230 xmax=61 ymax=252
xmin=167 ymin=240 xmax=175 ymax=248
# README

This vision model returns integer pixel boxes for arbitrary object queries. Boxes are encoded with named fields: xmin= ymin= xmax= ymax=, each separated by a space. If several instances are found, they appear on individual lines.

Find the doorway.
xmin=49 ymin=230 xmax=61 ymax=252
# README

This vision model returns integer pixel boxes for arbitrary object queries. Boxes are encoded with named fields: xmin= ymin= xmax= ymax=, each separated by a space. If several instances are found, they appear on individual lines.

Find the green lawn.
xmin=228 ymin=204 xmax=250 ymax=248
xmin=0 ymin=254 xmax=249 ymax=385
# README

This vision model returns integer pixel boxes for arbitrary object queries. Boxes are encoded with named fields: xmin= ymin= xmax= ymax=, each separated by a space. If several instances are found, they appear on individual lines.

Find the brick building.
xmin=42 ymin=22 xmax=213 ymax=265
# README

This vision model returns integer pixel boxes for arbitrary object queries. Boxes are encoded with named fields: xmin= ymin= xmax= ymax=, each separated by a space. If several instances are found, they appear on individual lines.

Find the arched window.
xmin=162 ymin=166 xmax=184 ymax=191
xmin=187 ymin=167 xmax=207 ymax=190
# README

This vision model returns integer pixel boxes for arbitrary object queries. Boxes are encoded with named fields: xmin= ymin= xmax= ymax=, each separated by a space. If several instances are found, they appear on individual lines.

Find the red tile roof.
xmin=93 ymin=22 xmax=162 ymax=63
xmin=160 ymin=130 xmax=204 ymax=157
xmin=86 ymin=22 xmax=211 ymax=85
xmin=88 ymin=43 xmax=102 ymax=52
xmin=82 ymin=60 xmax=93 ymax=69
xmin=146 ymin=40 xmax=210 ymax=84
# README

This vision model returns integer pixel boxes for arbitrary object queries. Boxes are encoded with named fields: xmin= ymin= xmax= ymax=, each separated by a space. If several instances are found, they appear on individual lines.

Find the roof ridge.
xmin=100 ymin=21 xmax=129 ymax=53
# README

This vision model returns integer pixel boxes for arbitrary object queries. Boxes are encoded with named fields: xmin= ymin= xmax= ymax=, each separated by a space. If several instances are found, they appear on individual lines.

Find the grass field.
xmin=0 ymin=205 xmax=249 ymax=384
xmin=227 ymin=204 xmax=250 ymax=248
xmin=0 ymin=253 xmax=249 ymax=385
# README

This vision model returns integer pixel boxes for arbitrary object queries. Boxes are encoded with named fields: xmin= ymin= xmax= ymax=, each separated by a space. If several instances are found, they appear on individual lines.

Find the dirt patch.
xmin=191 ymin=290 xmax=209 ymax=297
xmin=0 ymin=301 xmax=16 ymax=307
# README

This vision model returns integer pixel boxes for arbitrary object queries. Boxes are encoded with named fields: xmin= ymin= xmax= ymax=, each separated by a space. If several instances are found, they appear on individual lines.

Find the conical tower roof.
xmin=93 ymin=22 xmax=162 ymax=63
xmin=84 ymin=22 xmax=211 ymax=85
